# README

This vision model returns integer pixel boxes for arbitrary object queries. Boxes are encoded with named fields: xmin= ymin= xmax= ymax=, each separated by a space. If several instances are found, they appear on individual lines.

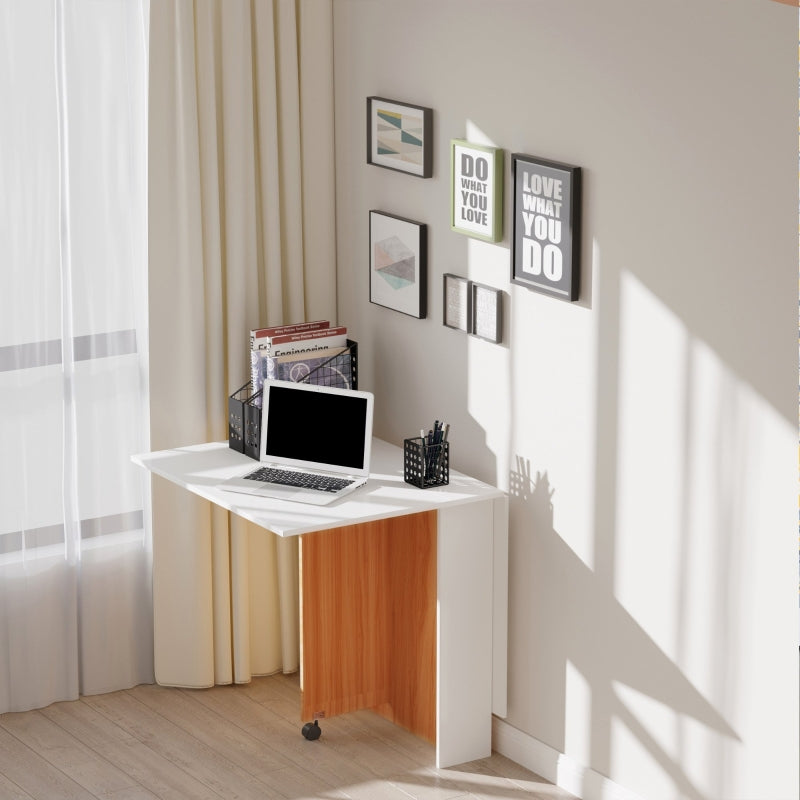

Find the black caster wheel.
xmin=301 ymin=720 xmax=321 ymax=740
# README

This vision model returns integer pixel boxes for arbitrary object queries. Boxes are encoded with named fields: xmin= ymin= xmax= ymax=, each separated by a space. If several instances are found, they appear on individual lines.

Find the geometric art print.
xmin=367 ymin=97 xmax=432 ymax=178
xmin=369 ymin=210 xmax=427 ymax=318
xmin=373 ymin=235 xmax=416 ymax=289
xmin=376 ymin=107 xmax=423 ymax=169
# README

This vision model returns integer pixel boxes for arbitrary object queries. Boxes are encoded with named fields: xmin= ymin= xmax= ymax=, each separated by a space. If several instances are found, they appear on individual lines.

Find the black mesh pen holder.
xmin=403 ymin=437 xmax=449 ymax=489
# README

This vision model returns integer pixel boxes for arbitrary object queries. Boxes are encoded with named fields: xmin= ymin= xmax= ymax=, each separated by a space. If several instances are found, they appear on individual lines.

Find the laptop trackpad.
xmin=254 ymin=481 xmax=304 ymax=500
xmin=260 ymin=485 xmax=343 ymax=506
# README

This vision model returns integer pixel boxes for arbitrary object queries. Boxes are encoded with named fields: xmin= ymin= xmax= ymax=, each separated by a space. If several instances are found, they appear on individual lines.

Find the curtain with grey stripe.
xmin=0 ymin=0 xmax=153 ymax=713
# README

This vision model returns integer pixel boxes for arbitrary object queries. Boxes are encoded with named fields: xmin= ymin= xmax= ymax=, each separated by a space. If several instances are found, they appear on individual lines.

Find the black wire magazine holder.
xmin=229 ymin=340 xmax=358 ymax=459
xmin=227 ymin=383 xmax=250 ymax=454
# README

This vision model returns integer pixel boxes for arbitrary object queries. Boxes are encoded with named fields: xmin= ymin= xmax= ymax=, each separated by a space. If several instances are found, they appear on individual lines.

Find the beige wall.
xmin=332 ymin=1 xmax=798 ymax=798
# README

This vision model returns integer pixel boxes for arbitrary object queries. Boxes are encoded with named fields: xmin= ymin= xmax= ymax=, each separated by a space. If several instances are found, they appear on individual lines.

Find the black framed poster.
xmin=511 ymin=153 xmax=581 ymax=302
xmin=369 ymin=210 xmax=427 ymax=318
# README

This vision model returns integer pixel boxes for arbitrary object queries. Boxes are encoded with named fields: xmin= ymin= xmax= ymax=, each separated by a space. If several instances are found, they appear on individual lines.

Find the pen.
xmin=434 ymin=422 xmax=449 ymax=475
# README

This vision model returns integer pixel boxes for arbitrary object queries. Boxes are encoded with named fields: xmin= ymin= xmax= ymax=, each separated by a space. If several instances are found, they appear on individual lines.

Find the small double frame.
xmin=442 ymin=274 xmax=502 ymax=343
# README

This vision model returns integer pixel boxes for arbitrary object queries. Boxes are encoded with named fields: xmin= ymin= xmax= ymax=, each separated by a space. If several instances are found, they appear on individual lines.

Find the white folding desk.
xmin=133 ymin=437 xmax=508 ymax=768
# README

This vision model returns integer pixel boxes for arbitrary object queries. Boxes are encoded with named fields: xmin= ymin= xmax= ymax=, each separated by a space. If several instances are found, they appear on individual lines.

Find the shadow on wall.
xmin=508 ymin=463 xmax=740 ymax=800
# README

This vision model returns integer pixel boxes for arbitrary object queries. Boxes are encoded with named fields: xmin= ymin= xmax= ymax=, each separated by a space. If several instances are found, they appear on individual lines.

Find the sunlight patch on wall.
xmin=465 ymin=119 xmax=499 ymax=148
xmin=615 ymin=272 xmax=688 ymax=655
xmin=615 ymin=270 xmax=795 ymax=652
xmin=613 ymin=271 xmax=797 ymax=797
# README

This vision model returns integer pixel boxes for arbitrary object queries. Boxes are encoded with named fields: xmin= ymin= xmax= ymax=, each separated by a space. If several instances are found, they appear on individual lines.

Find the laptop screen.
xmin=260 ymin=380 xmax=373 ymax=474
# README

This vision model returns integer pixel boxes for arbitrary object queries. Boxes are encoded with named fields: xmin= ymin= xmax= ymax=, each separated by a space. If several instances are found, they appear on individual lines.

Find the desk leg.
xmin=436 ymin=500 xmax=495 ymax=768
xmin=299 ymin=511 xmax=437 ymax=742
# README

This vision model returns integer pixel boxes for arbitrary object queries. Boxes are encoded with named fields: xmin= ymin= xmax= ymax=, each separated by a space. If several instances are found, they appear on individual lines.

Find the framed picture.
xmin=369 ymin=210 xmax=427 ymax=318
xmin=450 ymin=140 xmax=503 ymax=242
xmin=443 ymin=273 xmax=470 ymax=331
xmin=470 ymin=282 xmax=503 ymax=343
xmin=367 ymin=97 xmax=433 ymax=178
xmin=511 ymin=153 xmax=581 ymax=301
xmin=442 ymin=274 xmax=503 ymax=344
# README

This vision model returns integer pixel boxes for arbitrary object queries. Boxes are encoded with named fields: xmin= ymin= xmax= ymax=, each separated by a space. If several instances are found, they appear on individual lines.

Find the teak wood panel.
xmin=300 ymin=511 xmax=437 ymax=742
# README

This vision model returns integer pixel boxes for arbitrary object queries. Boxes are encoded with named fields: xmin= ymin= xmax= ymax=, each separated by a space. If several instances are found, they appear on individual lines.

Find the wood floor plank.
xmin=235 ymin=673 xmax=428 ymax=781
xmin=83 ymin=689 xmax=283 ymax=799
xmin=0 ymin=771 xmax=36 ymax=800
xmin=40 ymin=699 xmax=221 ymax=800
xmin=129 ymin=683 xmax=353 ymax=800
xmin=188 ymin=683 xmax=366 ymax=796
xmin=0 ymin=724 xmax=95 ymax=800
xmin=384 ymin=768 xmax=469 ymax=800
xmin=337 ymin=775 xmax=425 ymax=800
xmin=346 ymin=707 xmax=436 ymax=764
xmin=0 ymin=707 xmax=145 ymax=800
xmin=1 ymin=675 xmax=577 ymax=800
xmin=437 ymin=758 xmax=558 ymax=800
xmin=129 ymin=683 xmax=291 ymax=774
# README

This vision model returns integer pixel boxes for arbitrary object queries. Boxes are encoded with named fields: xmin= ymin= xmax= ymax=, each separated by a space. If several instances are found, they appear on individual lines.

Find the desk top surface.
xmin=133 ymin=438 xmax=505 ymax=537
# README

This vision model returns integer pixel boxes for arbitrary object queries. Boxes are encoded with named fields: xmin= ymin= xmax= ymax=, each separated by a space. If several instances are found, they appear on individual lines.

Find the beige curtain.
xmin=147 ymin=0 xmax=336 ymax=686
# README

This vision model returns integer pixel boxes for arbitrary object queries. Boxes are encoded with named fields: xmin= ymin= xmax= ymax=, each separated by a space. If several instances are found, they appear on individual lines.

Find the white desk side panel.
xmin=436 ymin=499 xmax=494 ymax=768
xmin=493 ymin=495 xmax=509 ymax=719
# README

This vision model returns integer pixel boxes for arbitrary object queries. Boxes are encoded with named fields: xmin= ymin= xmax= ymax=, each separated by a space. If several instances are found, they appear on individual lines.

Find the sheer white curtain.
xmin=0 ymin=0 xmax=153 ymax=713
xmin=147 ymin=0 xmax=337 ymax=686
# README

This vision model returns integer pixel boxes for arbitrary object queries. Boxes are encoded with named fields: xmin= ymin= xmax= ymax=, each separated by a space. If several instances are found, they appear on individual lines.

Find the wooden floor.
xmin=0 ymin=673 xmax=577 ymax=800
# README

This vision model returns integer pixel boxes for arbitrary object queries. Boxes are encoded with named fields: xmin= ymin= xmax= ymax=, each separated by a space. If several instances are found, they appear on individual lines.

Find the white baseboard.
xmin=492 ymin=717 xmax=645 ymax=800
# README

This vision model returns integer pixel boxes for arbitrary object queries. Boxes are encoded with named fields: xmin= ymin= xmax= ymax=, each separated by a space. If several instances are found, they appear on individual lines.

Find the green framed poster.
xmin=450 ymin=139 xmax=503 ymax=243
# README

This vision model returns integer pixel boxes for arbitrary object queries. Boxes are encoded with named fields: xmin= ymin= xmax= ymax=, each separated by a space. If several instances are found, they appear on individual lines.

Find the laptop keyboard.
xmin=245 ymin=466 xmax=354 ymax=493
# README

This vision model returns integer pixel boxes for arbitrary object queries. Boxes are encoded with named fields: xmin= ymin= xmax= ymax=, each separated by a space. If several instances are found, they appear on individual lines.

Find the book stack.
xmin=249 ymin=320 xmax=355 ymax=397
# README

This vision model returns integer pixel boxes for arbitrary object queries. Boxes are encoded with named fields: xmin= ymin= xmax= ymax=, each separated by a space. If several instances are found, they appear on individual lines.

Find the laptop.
xmin=220 ymin=379 xmax=374 ymax=505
